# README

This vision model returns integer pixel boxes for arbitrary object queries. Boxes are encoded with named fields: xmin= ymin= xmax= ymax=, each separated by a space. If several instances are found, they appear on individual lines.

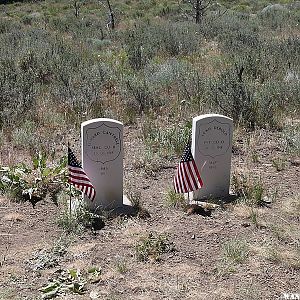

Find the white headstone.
xmin=81 ymin=118 xmax=123 ymax=210
xmin=190 ymin=114 xmax=233 ymax=201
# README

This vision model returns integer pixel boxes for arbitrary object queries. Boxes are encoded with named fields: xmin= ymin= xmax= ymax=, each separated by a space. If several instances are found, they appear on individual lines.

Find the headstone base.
xmin=112 ymin=195 xmax=137 ymax=215
xmin=69 ymin=195 xmax=136 ymax=215
xmin=185 ymin=192 xmax=236 ymax=207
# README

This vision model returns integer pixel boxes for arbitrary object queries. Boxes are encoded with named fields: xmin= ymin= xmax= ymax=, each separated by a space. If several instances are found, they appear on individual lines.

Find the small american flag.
xmin=173 ymin=140 xmax=203 ymax=194
xmin=68 ymin=146 xmax=96 ymax=201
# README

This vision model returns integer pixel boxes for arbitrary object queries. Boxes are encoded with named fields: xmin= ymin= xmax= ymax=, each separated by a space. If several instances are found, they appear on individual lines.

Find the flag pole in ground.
xmin=69 ymin=183 xmax=72 ymax=216
xmin=68 ymin=142 xmax=72 ymax=216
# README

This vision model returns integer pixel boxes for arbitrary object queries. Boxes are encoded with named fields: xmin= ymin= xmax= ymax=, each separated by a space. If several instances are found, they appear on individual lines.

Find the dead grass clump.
xmin=115 ymin=258 xmax=128 ymax=274
xmin=281 ymin=250 xmax=300 ymax=270
xmin=2 ymin=212 xmax=24 ymax=222
xmin=261 ymin=245 xmax=300 ymax=270
xmin=126 ymin=187 xmax=151 ymax=219
xmin=231 ymin=173 xmax=265 ymax=207
xmin=216 ymin=239 xmax=249 ymax=277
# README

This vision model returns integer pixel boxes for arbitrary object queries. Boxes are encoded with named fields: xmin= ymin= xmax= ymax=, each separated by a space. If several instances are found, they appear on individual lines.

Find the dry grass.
xmin=2 ymin=212 xmax=24 ymax=222
xmin=282 ymin=194 xmax=300 ymax=218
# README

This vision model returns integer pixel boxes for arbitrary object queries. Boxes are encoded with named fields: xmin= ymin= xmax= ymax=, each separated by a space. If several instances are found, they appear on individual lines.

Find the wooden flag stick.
xmin=67 ymin=142 xmax=72 ymax=217
xmin=69 ymin=184 xmax=72 ymax=217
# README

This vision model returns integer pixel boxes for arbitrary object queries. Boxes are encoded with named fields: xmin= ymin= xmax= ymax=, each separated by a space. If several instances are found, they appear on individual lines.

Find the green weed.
xmin=57 ymin=197 xmax=103 ymax=234
xmin=115 ymin=259 xmax=128 ymax=274
xmin=135 ymin=232 xmax=175 ymax=262
xmin=40 ymin=268 xmax=87 ymax=298
xmin=222 ymin=239 xmax=249 ymax=264
xmin=272 ymin=157 xmax=286 ymax=171
xmin=0 ymin=152 xmax=66 ymax=205
xmin=282 ymin=124 xmax=300 ymax=155
xmin=165 ymin=188 xmax=186 ymax=208
xmin=249 ymin=208 xmax=259 ymax=228
xmin=141 ymin=119 xmax=191 ymax=157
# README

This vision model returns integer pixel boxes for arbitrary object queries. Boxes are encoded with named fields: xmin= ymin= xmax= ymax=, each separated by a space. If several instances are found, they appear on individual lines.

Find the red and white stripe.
xmin=68 ymin=165 xmax=96 ymax=201
xmin=173 ymin=160 xmax=203 ymax=194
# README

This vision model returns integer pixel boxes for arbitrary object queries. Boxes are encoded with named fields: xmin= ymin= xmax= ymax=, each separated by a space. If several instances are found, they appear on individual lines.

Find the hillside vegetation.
xmin=0 ymin=0 xmax=299 ymax=148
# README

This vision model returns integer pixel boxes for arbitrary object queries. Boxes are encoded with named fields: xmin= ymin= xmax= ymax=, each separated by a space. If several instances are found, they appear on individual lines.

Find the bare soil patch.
xmin=0 ymin=127 xmax=299 ymax=300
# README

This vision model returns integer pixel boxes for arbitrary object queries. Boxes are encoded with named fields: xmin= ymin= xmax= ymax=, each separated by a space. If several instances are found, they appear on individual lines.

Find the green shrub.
xmin=57 ymin=200 xmax=102 ymax=234
xmin=12 ymin=120 xmax=37 ymax=149
xmin=282 ymin=124 xmax=300 ymax=155
xmin=122 ymin=21 xmax=203 ymax=67
xmin=141 ymin=119 xmax=191 ymax=157
xmin=210 ymin=60 xmax=290 ymax=129
xmin=258 ymin=6 xmax=293 ymax=29
xmin=0 ymin=152 xmax=66 ymax=204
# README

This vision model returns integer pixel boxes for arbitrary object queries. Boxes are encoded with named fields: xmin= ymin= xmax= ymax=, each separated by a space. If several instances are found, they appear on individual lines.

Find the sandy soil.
xmin=0 ymin=127 xmax=299 ymax=300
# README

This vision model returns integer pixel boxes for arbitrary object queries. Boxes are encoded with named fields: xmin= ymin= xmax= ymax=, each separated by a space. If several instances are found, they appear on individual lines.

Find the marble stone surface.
xmin=190 ymin=114 xmax=233 ymax=201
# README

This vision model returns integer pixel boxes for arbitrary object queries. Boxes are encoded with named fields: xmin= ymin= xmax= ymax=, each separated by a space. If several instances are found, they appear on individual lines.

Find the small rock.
xmin=291 ymin=158 xmax=300 ymax=167
xmin=191 ymin=234 xmax=195 ymax=239
xmin=241 ymin=223 xmax=251 ymax=228
xmin=262 ymin=196 xmax=272 ymax=204
xmin=90 ymin=290 xmax=100 ymax=299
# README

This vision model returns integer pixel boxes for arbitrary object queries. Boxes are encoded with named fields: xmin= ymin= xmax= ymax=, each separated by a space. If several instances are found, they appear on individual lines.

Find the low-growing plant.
xmin=125 ymin=185 xmax=150 ymax=219
xmin=165 ymin=188 xmax=186 ymax=208
xmin=115 ymin=258 xmax=128 ymax=274
xmin=281 ymin=124 xmax=300 ymax=155
xmin=57 ymin=198 xmax=103 ymax=234
xmin=0 ymin=152 xmax=66 ymax=205
xmin=264 ymin=247 xmax=281 ymax=263
xmin=251 ymin=151 xmax=259 ymax=163
xmin=132 ymin=149 xmax=165 ymax=176
xmin=232 ymin=173 xmax=265 ymax=206
xmin=40 ymin=268 xmax=86 ymax=299
xmin=222 ymin=239 xmax=249 ymax=264
xmin=272 ymin=157 xmax=286 ymax=172
xmin=270 ymin=224 xmax=286 ymax=242
xmin=126 ymin=189 xmax=141 ymax=210
xmin=27 ymin=236 xmax=71 ymax=271
xmin=249 ymin=208 xmax=259 ymax=228
xmin=135 ymin=232 xmax=175 ymax=262
xmin=11 ymin=120 xmax=37 ymax=150
xmin=251 ymin=182 xmax=264 ymax=206
xmin=87 ymin=266 xmax=102 ymax=283
xmin=282 ymin=195 xmax=300 ymax=218
xmin=141 ymin=119 xmax=191 ymax=157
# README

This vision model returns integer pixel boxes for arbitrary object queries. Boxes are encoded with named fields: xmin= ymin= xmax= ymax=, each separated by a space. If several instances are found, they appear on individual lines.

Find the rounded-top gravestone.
xmin=190 ymin=114 xmax=233 ymax=201
xmin=81 ymin=118 xmax=123 ymax=210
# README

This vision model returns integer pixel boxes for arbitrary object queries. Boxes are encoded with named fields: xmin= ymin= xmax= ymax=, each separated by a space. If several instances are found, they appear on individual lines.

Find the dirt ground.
xmin=0 ymin=126 xmax=299 ymax=300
